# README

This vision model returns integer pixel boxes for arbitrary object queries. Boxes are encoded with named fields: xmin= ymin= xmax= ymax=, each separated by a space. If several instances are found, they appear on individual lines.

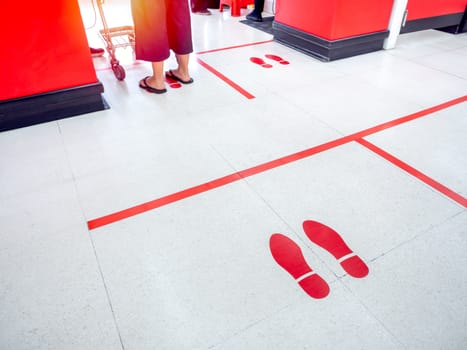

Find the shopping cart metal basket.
xmin=96 ymin=0 xmax=135 ymax=80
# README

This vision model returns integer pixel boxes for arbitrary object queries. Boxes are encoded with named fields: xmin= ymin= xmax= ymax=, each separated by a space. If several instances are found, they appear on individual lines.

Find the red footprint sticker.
xmin=164 ymin=75 xmax=182 ymax=89
xmin=265 ymin=54 xmax=290 ymax=65
xmin=270 ymin=233 xmax=330 ymax=299
xmin=302 ymin=221 xmax=369 ymax=278
xmin=250 ymin=57 xmax=273 ymax=68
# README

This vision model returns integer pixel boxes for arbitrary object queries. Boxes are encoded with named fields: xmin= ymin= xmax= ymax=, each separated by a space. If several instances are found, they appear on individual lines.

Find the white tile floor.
xmin=1 ymin=1 xmax=467 ymax=349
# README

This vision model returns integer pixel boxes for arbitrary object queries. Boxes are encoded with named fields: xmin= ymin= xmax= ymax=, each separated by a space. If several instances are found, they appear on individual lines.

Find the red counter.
xmin=401 ymin=0 xmax=467 ymax=34
xmin=273 ymin=0 xmax=394 ymax=61
xmin=0 ymin=0 xmax=106 ymax=132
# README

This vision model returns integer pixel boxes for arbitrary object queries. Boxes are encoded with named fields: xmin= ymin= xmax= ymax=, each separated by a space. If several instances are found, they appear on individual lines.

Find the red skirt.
xmin=131 ymin=0 xmax=193 ymax=62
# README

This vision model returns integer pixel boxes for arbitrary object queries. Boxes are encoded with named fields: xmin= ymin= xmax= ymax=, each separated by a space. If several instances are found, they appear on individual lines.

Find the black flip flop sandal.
xmin=165 ymin=70 xmax=194 ymax=84
xmin=139 ymin=76 xmax=167 ymax=94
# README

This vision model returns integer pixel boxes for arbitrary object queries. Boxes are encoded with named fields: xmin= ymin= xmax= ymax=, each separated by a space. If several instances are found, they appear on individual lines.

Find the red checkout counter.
xmin=401 ymin=0 xmax=467 ymax=34
xmin=0 ymin=1 xmax=106 ymax=132
xmin=272 ymin=0 xmax=467 ymax=61
xmin=272 ymin=0 xmax=395 ymax=61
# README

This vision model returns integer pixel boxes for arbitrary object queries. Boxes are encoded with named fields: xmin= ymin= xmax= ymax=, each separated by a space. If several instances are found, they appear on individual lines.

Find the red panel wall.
xmin=0 ymin=1 xmax=98 ymax=101
xmin=275 ymin=1 xmax=336 ymax=39
xmin=331 ymin=0 xmax=393 ymax=39
xmin=406 ymin=0 xmax=467 ymax=20
xmin=275 ymin=0 xmax=393 ymax=40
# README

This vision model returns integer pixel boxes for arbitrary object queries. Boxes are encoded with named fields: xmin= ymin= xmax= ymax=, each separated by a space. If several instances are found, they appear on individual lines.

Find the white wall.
xmin=264 ymin=0 xmax=275 ymax=14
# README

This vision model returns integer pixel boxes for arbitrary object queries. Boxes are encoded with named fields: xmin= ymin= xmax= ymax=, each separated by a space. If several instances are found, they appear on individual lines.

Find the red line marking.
xmin=87 ymin=95 xmax=467 ymax=230
xmin=88 ymin=173 xmax=243 ymax=230
xmin=357 ymin=138 xmax=467 ymax=208
xmin=350 ymin=95 xmax=467 ymax=139
xmin=195 ymin=40 xmax=274 ymax=55
xmin=95 ymin=40 xmax=272 ymax=74
xmin=94 ymin=60 xmax=143 ymax=72
xmin=195 ymin=57 xmax=255 ymax=99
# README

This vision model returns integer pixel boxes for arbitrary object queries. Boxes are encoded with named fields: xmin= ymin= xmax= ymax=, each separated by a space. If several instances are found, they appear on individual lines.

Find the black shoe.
xmin=246 ymin=11 xmax=263 ymax=22
xmin=193 ymin=9 xmax=211 ymax=15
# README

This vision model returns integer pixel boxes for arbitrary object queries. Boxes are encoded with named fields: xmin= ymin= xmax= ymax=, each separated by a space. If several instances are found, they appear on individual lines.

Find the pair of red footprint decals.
xmin=270 ymin=220 xmax=369 ymax=299
xmin=165 ymin=76 xmax=182 ymax=89
xmin=250 ymin=54 xmax=290 ymax=68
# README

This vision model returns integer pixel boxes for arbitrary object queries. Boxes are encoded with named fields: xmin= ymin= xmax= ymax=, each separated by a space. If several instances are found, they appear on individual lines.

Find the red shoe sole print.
xmin=270 ymin=233 xmax=330 ymax=299
xmin=265 ymin=54 xmax=289 ymax=65
xmin=302 ymin=220 xmax=369 ymax=278
xmin=250 ymin=57 xmax=273 ymax=68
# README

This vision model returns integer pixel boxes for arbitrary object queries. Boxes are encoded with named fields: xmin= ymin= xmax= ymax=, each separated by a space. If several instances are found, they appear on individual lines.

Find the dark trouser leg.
xmin=167 ymin=0 xmax=193 ymax=55
xmin=191 ymin=0 xmax=208 ymax=12
xmin=246 ymin=0 xmax=265 ymax=21
xmin=255 ymin=0 xmax=265 ymax=13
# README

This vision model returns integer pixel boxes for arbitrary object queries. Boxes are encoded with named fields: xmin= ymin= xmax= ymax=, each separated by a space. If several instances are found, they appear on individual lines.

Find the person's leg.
xmin=166 ymin=0 xmax=194 ymax=81
xmin=172 ymin=54 xmax=191 ymax=82
xmin=246 ymin=0 xmax=265 ymax=21
xmin=190 ymin=0 xmax=198 ymax=12
xmin=191 ymin=0 xmax=211 ymax=14
xmin=145 ymin=61 xmax=166 ymax=90
xmin=132 ymin=0 xmax=169 ymax=92
xmin=256 ymin=0 xmax=265 ymax=12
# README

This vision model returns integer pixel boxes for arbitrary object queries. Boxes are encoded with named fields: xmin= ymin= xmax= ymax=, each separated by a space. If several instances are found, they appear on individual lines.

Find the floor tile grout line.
xmin=339 ymin=210 xmax=467 ymax=349
xmin=338 ymin=278 xmax=408 ymax=349
xmin=86 ymin=231 xmax=127 ymax=350
xmin=209 ymin=144 xmax=336 ymax=277
xmin=207 ymin=302 xmax=295 ymax=349
xmin=368 ymin=209 xmax=466 ymax=266
xmin=57 ymin=122 xmax=127 ymax=350
xmin=209 ymin=143 xmax=298 ymax=234
xmin=356 ymin=138 xmax=467 ymax=207
xmin=398 ymin=45 xmax=467 ymax=81
xmin=87 ymin=95 xmax=467 ymax=230
xmin=94 ymin=60 xmax=143 ymax=72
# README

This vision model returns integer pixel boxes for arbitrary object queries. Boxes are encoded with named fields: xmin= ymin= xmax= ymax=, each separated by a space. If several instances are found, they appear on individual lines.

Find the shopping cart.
xmin=96 ymin=0 xmax=135 ymax=80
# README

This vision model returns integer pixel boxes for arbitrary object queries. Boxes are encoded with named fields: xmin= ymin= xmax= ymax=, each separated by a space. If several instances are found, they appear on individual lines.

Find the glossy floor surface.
xmin=1 ymin=1 xmax=467 ymax=349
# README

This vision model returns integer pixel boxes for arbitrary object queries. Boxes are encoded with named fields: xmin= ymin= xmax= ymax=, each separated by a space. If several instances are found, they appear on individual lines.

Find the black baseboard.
xmin=401 ymin=11 xmax=466 ymax=34
xmin=272 ymin=22 xmax=389 ymax=61
xmin=438 ymin=6 xmax=467 ymax=34
xmin=0 ymin=82 xmax=108 ymax=132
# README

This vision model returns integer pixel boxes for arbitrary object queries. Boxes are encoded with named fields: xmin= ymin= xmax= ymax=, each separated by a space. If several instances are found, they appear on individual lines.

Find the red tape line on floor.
xmin=194 ymin=40 xmax=273 ymax=99
xmin=195 ymin=40 xmax=274 ymax=55
xmin=87 ymin=95 xmax=467 ymax=230
xmin=195 ymin=57 xmax=255 ymax=99
xmin=357 ymin=138 xmax=467 ymax=207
